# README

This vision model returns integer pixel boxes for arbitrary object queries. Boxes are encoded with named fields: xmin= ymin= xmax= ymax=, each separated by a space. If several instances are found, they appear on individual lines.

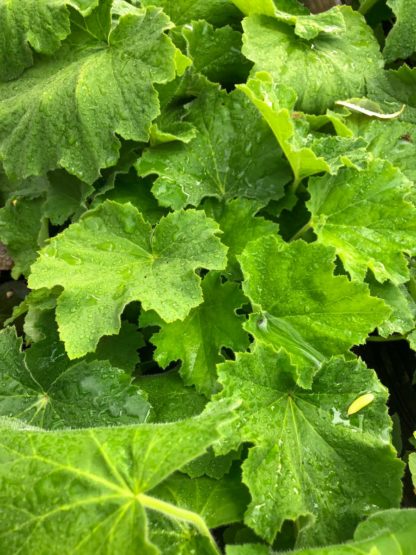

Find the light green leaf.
xmin=0 ymin=401 xmax=236 ymax=554
xmin=368 ymin=278 xmax=416 ymax=338
xmin=146 ymin=272 xmax=249 ymax=396
xmin=226 ymin=509 xmax=416 ymax=554
xmin=367 ymin=66 xmax=416 ymax=124
xmin=0 ymin=7 xmax=177 ymax=183
xmin=182 ymin=20 xmax=252 ymax=86
xmin=0 ymin=326 xmax=150 ymax=429
xmin=308 ymin=159 xmax=416 ymax=284
xmin=410 ymin=436 xmax=416 ymax=488
xmin=239 ymin=235 xmax=389 ymax=387
xmin=203 ymin=198 xmax=279 ymax=279
xmin=0 ymin=0 xmax=99 ymax=81
xmin=29 ymin=201 xmax=228 ymax=358
xmin=139 ymin=0 xmax=240 ymax=26
xmin=151 ymin=472 xmax=249 ymax=529
xmin=241 ymin=7 xmax=383 ymax=113
xmin=345 ymin=117 xmax=416 ymax=182
xmin=238 ymin=73 xmax=367 ymax=186
xmin=137 ymin=88 xmax=291 ymax=209
xmin=384 ymin=0 xmax=416 ymax=63
xmin=231 ymin=0 xmax=306 ymax=18
xmin=234 ymin=0 xmax=345 ymax=40
xmin=214 ymin=345 xmax=403 ymax=546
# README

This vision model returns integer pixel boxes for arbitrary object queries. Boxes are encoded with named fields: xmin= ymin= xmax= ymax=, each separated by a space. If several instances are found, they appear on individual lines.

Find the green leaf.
xmin=384 ymin=0 xmax=416 ymax=62
xmin=146 ymin=272 xmax=249 ymax=396
xmin=239 ymin=235 xmax=389 ymax=387
xmin=410 ymin=437 xmax=416 ymax=488
xmin=226 ymin=509 xmax=416 ymax=554
xmin=203 ymin=198 xmax=279 ymax=279
xmin=151 ymin=472 xmax=249 ymax=529
xmin=241 ymin=7 xmax=383 ymax=113
xmin=345 ymin=117 xmax=416 ymax=182
xmin=137 ymin=88 xmax=291 ymax=209
xmin=182 ymin=21 xmax=252 ymax=86
xmin=308 ymin=159 xmax=416 ymax=284
xmin=213 ymin=345 xmax=403 ymax=546
xmin=29 ymin=201 xmax=228 ymax=358
xmin=0 ymin=326 xmax=150 ymax=428
xmin=233 ymin=0 xmax=346 ymax=41
xmin=367 ymin=66 xmax=416 ymax=124
xmin=139 ymin=0 xmax=240 ymax=26
xmin=0 ymin=7 xmax=177 ymax=183
xmin=0 ymin=0 xmax=99 ymax=81
xmin=0 ymin=401 xmax=237 ymax=554
xmin=139 ymin=372 xmax=207 ymax=423
xmin=238 ymin=73 xmax=368 ymax=186
xmin=368 ymin=278 xmax=416 ymax=338
xmin=0 ymin=197 xmax=48 ymax=278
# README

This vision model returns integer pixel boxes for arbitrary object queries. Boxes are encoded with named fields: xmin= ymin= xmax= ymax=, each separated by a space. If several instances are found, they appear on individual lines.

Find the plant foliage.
xmin=0 ymin=0 xmax=415 ymax=552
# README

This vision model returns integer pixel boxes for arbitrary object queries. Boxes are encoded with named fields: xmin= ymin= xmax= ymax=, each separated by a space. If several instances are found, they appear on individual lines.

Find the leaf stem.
xmin=358 ymin=0 xmax=379 ymax=15
xmin=289 ymin=220 xmax=313 ymax=242
xmin=138 ymin=493 xmax=220 ymax=553
xmin=366 ymin=334 xmax=407 ymax=343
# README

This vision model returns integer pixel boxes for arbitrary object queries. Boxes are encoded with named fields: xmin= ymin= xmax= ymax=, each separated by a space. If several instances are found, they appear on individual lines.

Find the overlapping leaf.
xmin=0 ymin=401 xmax=236 ymax=554
xmin=0 ymin=6 xmax=177 ymax=183
xmin=144 ymin=272 xmax=249 ymax=396
xmin=226 ymin=509 xmax=416 ymax=554
xmin=384 ymin=0 xmax=416 ymax=63
xmin=29 ymin=200 xmax=228 ymax=358
xmin=308 ymin=159 xmax=416 ymax=284
xmin=213 ymin=345 xmax=403 ymax=546
xmin=137 ymin=88 xmax=291 ymax=209
xmin=238 ymin=73 xmax=367 ymax=187
xmin=241 ymin=6 xmax=383 ymax=113
xmin=0 ymin=0 xmax=100 ymax=81
xmin=239 ymin=235 xmax=389 ymax=387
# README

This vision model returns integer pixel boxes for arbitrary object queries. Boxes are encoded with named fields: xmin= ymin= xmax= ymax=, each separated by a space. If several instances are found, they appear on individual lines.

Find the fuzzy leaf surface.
xmin=0 ymin=402 xmax=236 ymax=554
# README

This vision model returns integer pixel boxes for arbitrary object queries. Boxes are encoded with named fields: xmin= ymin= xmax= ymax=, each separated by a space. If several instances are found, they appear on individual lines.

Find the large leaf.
xmin=213 ymin=345 xmax=403 ymax=546
xmin=226 ymin=509 xmax=416 ymax=554
xmin=0 ymin=401 xmax=237 ymax=554
xmin=239 ymin=235 xmax=389 ymax=387
xmin=137 ymin=88 xmax=291 ymax=210
xmin=144 ymin=272 xmax=249 ymax=396
xmin=307 ymin=159 xmax=416 ymax=284
xmin=0 ymin=0 xmax=99 ymax=81
xmin=241 ymin=7 xmax=383 ymax=113
xmin=28 ymin=201 xmax=228 ymax=358
xmin=0 ymin=327 xmax=150 ymax=428
xmin=0 ymin=7 xmax=177 ymax=183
